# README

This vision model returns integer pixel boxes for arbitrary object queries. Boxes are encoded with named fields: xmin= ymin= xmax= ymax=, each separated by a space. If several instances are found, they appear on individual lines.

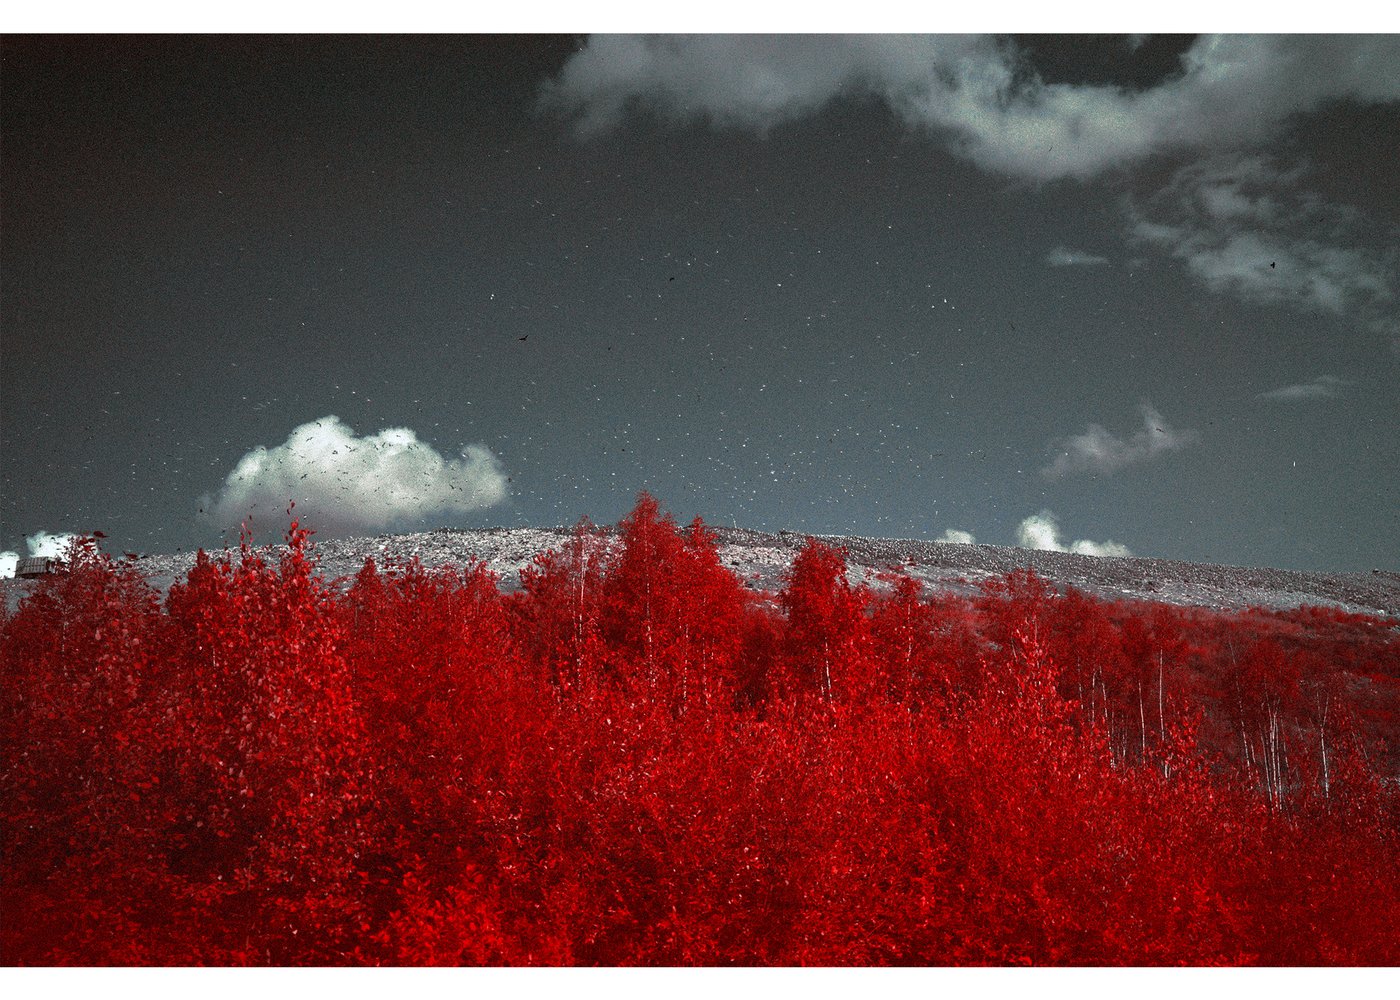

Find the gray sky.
xmin=3 ymin=31 xmax=1398 ymax=573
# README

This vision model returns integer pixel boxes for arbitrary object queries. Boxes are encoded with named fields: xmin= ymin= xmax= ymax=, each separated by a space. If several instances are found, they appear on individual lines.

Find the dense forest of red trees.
xmin=3 ymin=494 xmax=1397 ymax=965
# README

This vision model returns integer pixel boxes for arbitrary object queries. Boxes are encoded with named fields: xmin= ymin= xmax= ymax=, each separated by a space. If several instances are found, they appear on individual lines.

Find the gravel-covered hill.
xmin=7 ymin=525 xmax=1397 ymax=620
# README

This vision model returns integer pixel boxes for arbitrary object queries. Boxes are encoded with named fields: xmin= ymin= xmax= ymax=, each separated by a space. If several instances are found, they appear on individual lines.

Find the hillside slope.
xmin=21 ymin=524 xmax=1390 ymax=620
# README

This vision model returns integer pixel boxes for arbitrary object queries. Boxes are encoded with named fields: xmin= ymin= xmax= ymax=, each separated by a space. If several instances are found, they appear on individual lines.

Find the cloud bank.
xmin=1257 ymin=374 xmax=1351 ymax=402
xmin=1016 ymin=511 xmax=1132 ymax=558
xmin=544 ymin=35 xmax=1400 ymax=182
xmin=201 ymin=416 xmax=509 ymax=537
xmin=1043 ymin=403 xmax=1197 ymax=480
xmin=0 ymin=530 xmax=81 ymax=579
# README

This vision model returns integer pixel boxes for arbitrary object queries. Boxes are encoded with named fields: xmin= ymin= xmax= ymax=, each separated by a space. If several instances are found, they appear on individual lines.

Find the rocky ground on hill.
xmin=8 ymin=525 xmax=1395 ymax=621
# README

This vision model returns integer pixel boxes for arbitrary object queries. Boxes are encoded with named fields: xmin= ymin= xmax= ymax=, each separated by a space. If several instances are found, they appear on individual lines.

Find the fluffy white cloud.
xmin=1016 ymin=511 xmax=1132 ymax=558
xmin=1043 ymin=403 xmax=1197 ymax=480
xmin=1257 ymin=374 xmax=1350 ymax=401
xmin=201 ymin=415 xmax=509 ymax=537
xmin=1127 ymin=155 xmax=1398 ymax=331
xmin=1045 ymin=247 xmax=1109 ymax=268
xmin=0 ymin=531 xmax=81 ymax=579
xmin=936 ymin=528 xmax=977 ymax=544
xmin=26 ymin=531 xmax=79 ymax=558
xmin=544 ymin=35 xmax=1400 ymax=182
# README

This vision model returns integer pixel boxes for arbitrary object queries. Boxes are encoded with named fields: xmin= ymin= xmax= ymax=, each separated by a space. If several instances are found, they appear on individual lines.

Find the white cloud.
xmin=1016 ymin=512 xmax=1063 ymax=552
xmin=548 ymin=36 xmax=1399 ymax=337
xmin=26 ymin=531 xmax=79 ymax=558
xmin=544 ymin=35 xmax=1400 ymax=182
xmin=0 ymin=531 xmax=80 ymax=579
xmin=201 ymin=415 xmax=509 ymax=537
xmin=936 ymin=528 xmax=976 ymax=544
xmin=1127 ymin=155 xmax=1398 ymax=331
xmin=1042 ymin=403 xmax=1197 ymax=480
xmin=1045 ymin=246 xmax=1109 ymax=267
xmin=1257 ymin=374 xmax=1350 ymax=401
xmin=1016 ymin=510 xmax=1132 ymax=558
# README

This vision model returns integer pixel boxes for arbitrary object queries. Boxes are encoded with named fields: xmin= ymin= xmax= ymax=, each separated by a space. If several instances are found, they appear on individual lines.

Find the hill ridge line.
xmin=7 ymin=525 xmax=1395 ymax=620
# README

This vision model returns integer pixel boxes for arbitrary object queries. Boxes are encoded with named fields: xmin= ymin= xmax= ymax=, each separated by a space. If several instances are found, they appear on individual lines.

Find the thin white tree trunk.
xmin=1138 ymin=680 xmax=1147 ymax=761
xmin=1320 ymin=695 xmax=1331 ymax=799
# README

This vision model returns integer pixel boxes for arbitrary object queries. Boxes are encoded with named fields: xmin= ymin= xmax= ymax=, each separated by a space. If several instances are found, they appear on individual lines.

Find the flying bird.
xmin=518 ymin=335 xmax=528 ymax=342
